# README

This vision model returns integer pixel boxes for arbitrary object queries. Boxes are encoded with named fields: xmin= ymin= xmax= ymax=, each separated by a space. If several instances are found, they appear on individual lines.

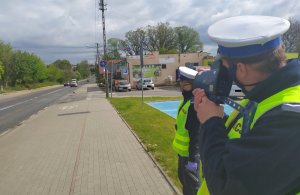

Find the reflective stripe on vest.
xmin=197 ymin=85 xmax=300 ymax=195
xmin=250 ymin=85 xmax=300 ymax=129
xmin=172 ymin=100 xmax=190 ymax=157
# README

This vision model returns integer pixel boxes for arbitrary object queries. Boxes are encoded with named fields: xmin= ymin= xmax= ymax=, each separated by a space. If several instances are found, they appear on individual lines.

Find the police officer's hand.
xmin=193 ymin=88 xmax=224 ymax=124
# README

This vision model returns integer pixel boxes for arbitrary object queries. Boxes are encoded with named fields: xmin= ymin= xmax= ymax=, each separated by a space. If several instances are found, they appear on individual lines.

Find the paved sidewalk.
xmin=0 ymin=84 xmax=177 ymax=195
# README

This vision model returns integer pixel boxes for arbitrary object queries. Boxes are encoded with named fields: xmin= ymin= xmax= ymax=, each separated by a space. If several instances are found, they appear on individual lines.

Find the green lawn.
xmin=109 ymin=96 xmax=182 ymax=189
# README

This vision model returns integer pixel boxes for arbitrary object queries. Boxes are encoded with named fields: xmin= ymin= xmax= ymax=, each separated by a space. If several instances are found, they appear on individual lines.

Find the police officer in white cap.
xmin=193 ymin=15 xmax=300 ymax=195
xmin=173 ymin=66 xmax=201 ymax=195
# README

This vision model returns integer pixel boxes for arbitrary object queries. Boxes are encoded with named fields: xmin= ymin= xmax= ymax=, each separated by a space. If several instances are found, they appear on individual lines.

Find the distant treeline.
xmin=0 ymin=40 xmax=92 ymax=91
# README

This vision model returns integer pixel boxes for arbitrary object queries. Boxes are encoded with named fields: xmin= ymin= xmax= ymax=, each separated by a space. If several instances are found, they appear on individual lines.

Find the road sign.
xmin=99 ymin=60 xmax=106 ymax=68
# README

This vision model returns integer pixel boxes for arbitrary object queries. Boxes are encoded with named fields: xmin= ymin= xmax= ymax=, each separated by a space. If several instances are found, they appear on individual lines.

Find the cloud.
xmin=0 ymin=0 xmax=300 ymax=64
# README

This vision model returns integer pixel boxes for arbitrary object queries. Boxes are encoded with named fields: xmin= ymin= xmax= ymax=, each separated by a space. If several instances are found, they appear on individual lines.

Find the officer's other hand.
xmin=192 ymin=88 xmax=206 ymax=113
xmin=193 ymin=88 xmax=224 ymax=124
xmin=185 ymin=161 xmax=198 ymax=172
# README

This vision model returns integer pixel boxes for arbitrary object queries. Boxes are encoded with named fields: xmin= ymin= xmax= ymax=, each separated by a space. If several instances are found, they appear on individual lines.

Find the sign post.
xmin=140 ymin=46 xmax=144 ymax=109
xmin=100 ymin=60 xmax=109 ymax=98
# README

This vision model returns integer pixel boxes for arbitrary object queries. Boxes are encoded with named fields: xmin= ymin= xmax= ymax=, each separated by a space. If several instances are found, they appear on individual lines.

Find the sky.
xmin=0 ymin=0 xmax=300 ymax=65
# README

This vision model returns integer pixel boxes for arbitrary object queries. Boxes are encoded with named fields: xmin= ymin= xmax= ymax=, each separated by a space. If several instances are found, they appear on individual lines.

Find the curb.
xmin=109 ymin=100 xmax=182 ymax=195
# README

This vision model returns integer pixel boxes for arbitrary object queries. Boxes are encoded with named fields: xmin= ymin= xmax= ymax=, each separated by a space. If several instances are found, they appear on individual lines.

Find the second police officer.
xmin=173 ymin=66 xmax=201 ymax=195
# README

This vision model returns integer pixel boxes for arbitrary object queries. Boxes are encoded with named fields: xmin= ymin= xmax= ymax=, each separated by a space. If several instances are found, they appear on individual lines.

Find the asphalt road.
xmin=0 ymin=83 xmax=182 ymax=135
xmin=0 ymin=85 xmax=80 ymax=134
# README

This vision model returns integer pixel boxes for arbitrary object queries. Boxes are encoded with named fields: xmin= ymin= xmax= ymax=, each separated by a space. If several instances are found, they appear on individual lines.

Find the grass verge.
xmin=0 ymin=82 xmax=59 ymax=94
xmin=109 ymin=96 xmax=182 ymax=189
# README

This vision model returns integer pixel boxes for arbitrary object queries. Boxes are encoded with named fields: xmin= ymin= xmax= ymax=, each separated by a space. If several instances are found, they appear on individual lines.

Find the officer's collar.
xmin=246 ymin=59 xmax=300 ymax=102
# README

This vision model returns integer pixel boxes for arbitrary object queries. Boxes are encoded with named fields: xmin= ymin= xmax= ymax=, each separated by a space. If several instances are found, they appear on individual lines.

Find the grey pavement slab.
xmin=0 ymin=84 xmax=177 ymax=195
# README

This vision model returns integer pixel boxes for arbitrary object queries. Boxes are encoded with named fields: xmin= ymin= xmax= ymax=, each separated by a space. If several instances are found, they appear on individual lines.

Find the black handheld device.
xmin=192 ymin=58 xmax=258 ymax=135
xmin=192 ymin=59 xmax=232 ymax=104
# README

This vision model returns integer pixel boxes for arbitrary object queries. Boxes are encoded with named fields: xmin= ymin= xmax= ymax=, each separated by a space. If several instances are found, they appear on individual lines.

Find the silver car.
xmin=136 ymin=78 xmax=155 ymax=90
xmin=115 ymin=80 xmax=131 ymax=92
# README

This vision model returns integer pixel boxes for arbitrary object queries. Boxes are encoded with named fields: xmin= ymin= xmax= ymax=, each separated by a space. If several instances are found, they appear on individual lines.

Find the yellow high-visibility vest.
xmin=197 ymin=85 xmax=300 ymax=195
xmin=173 ymin=100 xmax=191 ymax=157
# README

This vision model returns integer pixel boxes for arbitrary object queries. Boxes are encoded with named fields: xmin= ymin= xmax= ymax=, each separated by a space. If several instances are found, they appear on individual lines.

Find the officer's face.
xmin=222 ymin=59 xmax=257 ymax=92
xmin=180 ymin=80 xmax=193 ymax=91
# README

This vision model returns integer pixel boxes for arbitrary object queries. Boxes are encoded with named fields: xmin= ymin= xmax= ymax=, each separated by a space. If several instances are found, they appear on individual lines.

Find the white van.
xmin=70 ymin=79 xmax=78 ymax=87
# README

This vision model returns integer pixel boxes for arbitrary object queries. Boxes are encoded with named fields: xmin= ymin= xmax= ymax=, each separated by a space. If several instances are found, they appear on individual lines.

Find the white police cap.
xmin=208 ymin=15 xmax=290 ymax=58
xmin=179 ymin=66 xmax=198 ymax=80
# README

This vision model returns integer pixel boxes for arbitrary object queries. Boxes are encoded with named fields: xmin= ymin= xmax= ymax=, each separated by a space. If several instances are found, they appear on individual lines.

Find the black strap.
xmin=226 ymin=112 xmax=243 ymax=134
xmin=216 ymin=96 xmax=257 ymax=135
xmin=241 ymin=101 xmax=258 ymax=135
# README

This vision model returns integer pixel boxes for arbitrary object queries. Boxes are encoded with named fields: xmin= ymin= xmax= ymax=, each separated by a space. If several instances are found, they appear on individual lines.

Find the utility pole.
xmin=99 ymin=0 xmax=108 ymax=98
xmin=96 ymin=43 xmax=99 ymax=65
xmin=95 ymin=43 xmax=99 ymax=82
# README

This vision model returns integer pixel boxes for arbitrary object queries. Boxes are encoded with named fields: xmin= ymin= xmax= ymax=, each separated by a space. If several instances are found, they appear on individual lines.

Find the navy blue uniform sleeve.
xmin=185 ymin=105 xmax=201 ymax=162
xmin=200 ymin=108 xmax=300 ymax=195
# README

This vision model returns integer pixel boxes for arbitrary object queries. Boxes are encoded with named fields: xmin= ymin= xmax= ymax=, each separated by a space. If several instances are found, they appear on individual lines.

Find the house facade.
xmin=126 ymin=51 xmax=212 ymax=86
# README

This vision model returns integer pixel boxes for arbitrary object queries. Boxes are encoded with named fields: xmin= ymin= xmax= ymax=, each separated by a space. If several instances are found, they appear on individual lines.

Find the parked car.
xmin=70 ymin=80 xmax=78 ymax=87
xmin=115 ymin=80 xmax=131 ymax=92
xmin=136 ymin=78 xmax=155 ymax=90
xmin=63 ymin=82 xmax=70 ymax=86
xmin=229 ymin=83 xmax=244 ymax=98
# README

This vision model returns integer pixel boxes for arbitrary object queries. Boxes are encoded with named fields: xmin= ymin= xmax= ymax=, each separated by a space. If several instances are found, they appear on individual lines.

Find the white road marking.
xmin=59 ymin=105 xmax=78 ymax=110
xmin=0 ymin=88 xmax=65 ymax=112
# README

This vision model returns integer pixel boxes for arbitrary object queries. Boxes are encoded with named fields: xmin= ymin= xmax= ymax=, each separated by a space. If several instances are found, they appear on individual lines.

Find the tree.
xmin=145 ymin=24 xmax=159 ymax=52
xmin=119 ymin=28 xmax=146 ymax=55
xmin=175 ymin=26 xmax=202 ymax=53
xmin=282 ymin=18 xmax=300 ymax=53
xmin=0 ymin=61 xmax=4 ymax=91
xmin=47 ymin=64 xmax=63 ymax=82
xmin=11 ymin=51 xmax=47 ymax=86
xmin=115 ymin=22 xmax=203 ymax=55
xmin=107 ymin=38 xmax=122 ymax=59
xmin=12 ymin=50 xmax=31 ymax=85
xmin=30 ymin=53 xmax=47 ymax=83
xmin=120 ymin=23 xmax=178 ymax=55
xmin=52 ymin=59 xmax=74 ymax=81
xmin=0 ymin=40 xmax=13 ymax=87
xmin=119 ymin=39 xmax=134 ymax=56
xmin=74 ymin=71 xmax=81 ymax=80
xmin=156 ymin=22 xmax=177 ymax=51
xmin=77 ymin=60 xmax=90 ymax=79
xmin=0 ymin=61 xmax=4 ymax=80
xmin=53 ymin=59 xmax=72 ymax=70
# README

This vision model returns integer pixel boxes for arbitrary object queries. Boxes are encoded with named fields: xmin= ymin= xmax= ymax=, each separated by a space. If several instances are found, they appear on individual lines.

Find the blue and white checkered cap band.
xmin=218 ymin=37 xmax=282 ymax=58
